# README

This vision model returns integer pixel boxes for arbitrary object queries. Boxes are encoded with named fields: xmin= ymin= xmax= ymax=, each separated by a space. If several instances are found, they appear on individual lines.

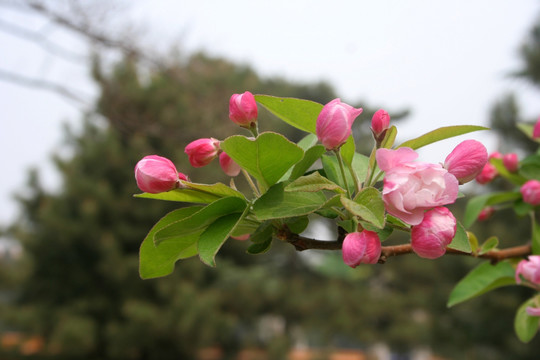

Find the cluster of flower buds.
xmin=134 ymin=91 xmax=258 ymax=193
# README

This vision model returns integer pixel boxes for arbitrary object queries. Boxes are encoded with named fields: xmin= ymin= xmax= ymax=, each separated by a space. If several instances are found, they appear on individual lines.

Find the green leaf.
xmin=514 ymin=297 xmax=540 ymax=343
xmin=321 ymin=154 xmax=364 ymax=195
xmin=490 ymin=158 xmax=527 ymax=185
xmin=447 ymin=261 xmax=516 ymax=307
xmin=297 ymin=133 xmax=319 ymax=150
xmin=221 ymin=132 xmax=304 ymax=188
xmin=340 ymin=136 xmax=355 ymax=166
xmin=468 ymin=231 xmax=479 ymax=253
xmin=250 ymin=221 xmax=274 ymax=243
xmin=398 ymin=125 xmax=489 ymax=150
xmin=520 ymin=154 xmax=540 ymax=180
xmin=252 ymin=183 xmax=328 ymax=220
xmin=463 ymin=191 xmax=521 ymax=228
xmin=288 ymin=145 xmax=326 ymax=181
xmin=285 ymin=172 xmax=345 ymax=193
xmin=533 ymin=216 xmax=540 ymax=255
xmin=517 ymin=122 xmax=539 ymax=142
xmin=198 ymin=212 xmax=244 ymax=267
xmin=479 ymin=236 xmax=499 ymax=255
xmin=285 ymin=216 xmax=310 ymax=234
xmin=381 ymin=125 xmax=397 ymax=149
xmin=154 ymin=197 xmax=247 ymax=245
xmin=341 ymin=187 xmax=385 ymax=229
xmin=254 ymin=95 xmax=322 ymax=133
xmin=135 ymin=181 xmax=245 ymax=204
xmin=514 ymin=199 xmax=534 ymax=217
xmin=139 ymin=206 xmax=203 ymax=279
xmin=448 ymin=222 xmax=471 ymax=253
xmin=247 ymin=237 xmax=273 ymax=255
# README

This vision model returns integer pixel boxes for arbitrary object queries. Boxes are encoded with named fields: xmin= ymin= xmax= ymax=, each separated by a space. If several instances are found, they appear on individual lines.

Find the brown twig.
xmin=280 ymin=230 xmax=532 ymax=263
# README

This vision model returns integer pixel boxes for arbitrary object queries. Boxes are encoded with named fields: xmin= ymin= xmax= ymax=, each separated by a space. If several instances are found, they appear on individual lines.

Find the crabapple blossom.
xmin=219 ymin=152 xmax=241 ymax=177
xmin=316 ymin=98 xmax=363 ymax=150
xmin=342 ymin=230 xmax=381 ymax=267
xmin=475 ymin=163 xmax=498 ymax=184
xmin=185 ymin=138 xmax=221 ymax=167
xmin=376 ymin=148 xmax=459 ymax=226
xmin=411 ymin=207 xmax=457 ymax=259
xmin=443 ymin=140 xmax=488 ymax=184
xmin=502 ymin=153 xmax=519 ymax=173
xmin=515 ymin=256 xmax=540 ymax=285
xmin=521 ymin=180 xmax=540 ymax=206
xmin=135 ymin=155 xmax=187 ymax=194
xmin=371 ymin=109 xmax=390 ymax=138
xmin=229 ymin=91 xmax=258 ymax=128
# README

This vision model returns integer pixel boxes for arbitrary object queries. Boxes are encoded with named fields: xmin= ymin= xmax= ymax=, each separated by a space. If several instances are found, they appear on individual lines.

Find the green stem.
xmin=249 ymin=122 xmax=259 ymax=138
xmin=364 ymin=146 xmax=377 ymax=188
xmin=335 ymin=150 xmax=352 ymax=198
xmin=242 ymin=169 xmax=260 ymax=197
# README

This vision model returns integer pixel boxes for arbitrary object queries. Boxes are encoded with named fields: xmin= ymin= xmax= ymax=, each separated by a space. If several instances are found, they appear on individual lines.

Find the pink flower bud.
xmin=521 ymin=180 xmax=540 ymax=206
xmin=229 ymin=91 xmax=258 ymax=128
xmin=231 ymin=234 xmax=250 ymax=241
xmin=515 ymin=256 xmax=540 ymax=285
xmin=411 ymin=207 xmax=456 ymax=259
xmin=219 ymin=152 xmax=241 ymax=177
xmin=184 ymin=138 xmax=221 ymax=168
xmin=502 ymin=153 xmax=519 ymax=172
xmin=475 ymin=163 xmax=498 ymax=184
xmin=342 ymin=230 xmax=381 ymax=267
xmin=134 ymin=155 xmax=187 ymax=194
xmin=526 ymin=307 xmax=540 ymax=317
xmin=533 ymin=117 xmax=540 ymax=139
xmin=489 ymin=151 xmax=503 ymax=160
xmin=477 ymin=206 xmax=495 ymax=221
xmin=371 ymin=109 xmax=390 ymax=137
xmin=444 ymin=140 xmax=488 ymax=184
xmin=316 ymin=98 xmax=363 ymax=150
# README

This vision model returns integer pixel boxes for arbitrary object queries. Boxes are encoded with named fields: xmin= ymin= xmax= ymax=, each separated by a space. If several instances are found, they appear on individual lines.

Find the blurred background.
xmin=1 ymin=1 xmax=540 ymax=359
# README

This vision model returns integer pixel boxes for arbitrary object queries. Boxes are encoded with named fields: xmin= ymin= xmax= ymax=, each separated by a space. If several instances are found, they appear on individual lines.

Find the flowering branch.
xmin=279 ymin=230 xmax=532 ymax=263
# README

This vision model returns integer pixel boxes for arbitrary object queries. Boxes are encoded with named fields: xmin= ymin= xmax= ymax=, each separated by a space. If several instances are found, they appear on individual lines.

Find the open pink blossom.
xmin=185 ymin=138 xmax=221 ymax=168
xmin=316 ymin=98 xmax=363 ymax=150
xmin=342 ymin=230 xmax=381 ymax=267
xmin=135 ymin=155 xmax=187 ymax=194
xmin=229 ymin=91 xmax=258 ymax=128
xmin=444 ymin=140 xmax=487 ymax=184
xmin=521 ymin=180 xmax=540 ymax=206
xmin=411 ymin=207 xmax=456 ymax=259
xmin=376 ymin=148 xmax=459 ymax=226
xmin=515 ymin=256 xmax=540 ymax=285
xmin=219 ymin=152 xmax=241 ymax=177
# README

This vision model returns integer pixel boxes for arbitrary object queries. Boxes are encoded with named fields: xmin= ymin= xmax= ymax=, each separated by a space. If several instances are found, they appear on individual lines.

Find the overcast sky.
xmin=1 ymin=0 xmax=539 ymax=226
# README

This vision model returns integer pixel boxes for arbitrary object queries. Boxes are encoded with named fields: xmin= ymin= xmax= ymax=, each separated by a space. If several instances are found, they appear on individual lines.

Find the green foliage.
xmin=448 ymin=223 xmax=472 ymax=253
xmin=221 ymin=132 xmax=304 ymax=188
xmin=514 ymin=297 xmax=540 ymax=343
xmin=448 ymin=261 xmax=516 ymax=308
xmin=398 ymin=125 xmax=489 ymax=150
xmin=254 ymin=95 xmax=322 ymax=133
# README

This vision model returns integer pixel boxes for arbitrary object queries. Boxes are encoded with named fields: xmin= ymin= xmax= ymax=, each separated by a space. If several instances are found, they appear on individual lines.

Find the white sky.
xmin=0 ymin=0 xmax=539 ymax=226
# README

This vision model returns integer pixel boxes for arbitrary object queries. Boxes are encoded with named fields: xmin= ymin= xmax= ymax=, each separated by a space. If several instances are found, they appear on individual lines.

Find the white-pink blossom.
xmin=376 ymin=148 xmax=459 ymax=226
